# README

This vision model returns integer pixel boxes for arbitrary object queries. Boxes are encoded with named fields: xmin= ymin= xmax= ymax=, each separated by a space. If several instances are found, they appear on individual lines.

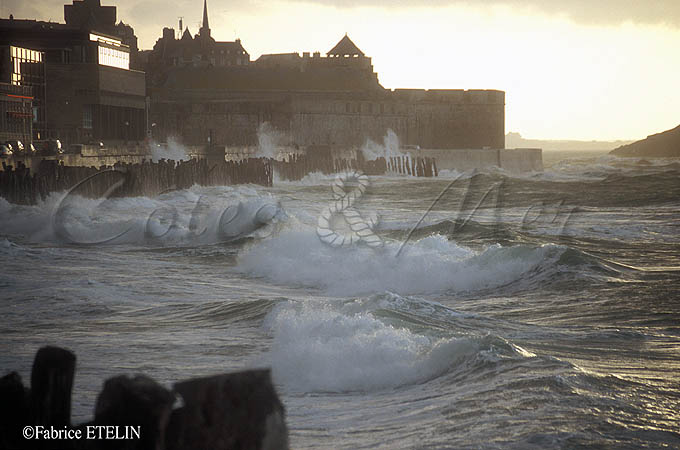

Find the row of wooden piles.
xmin=0 ymin=152 xmax=437 ymax=205
xmin=273 ymin=153 xmax=438 ymax=181
xmin=0 ymin=158 xmax=273 ymax=205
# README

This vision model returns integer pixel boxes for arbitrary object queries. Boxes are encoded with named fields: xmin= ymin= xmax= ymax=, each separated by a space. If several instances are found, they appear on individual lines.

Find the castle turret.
xmin=327 ymin=34 xmax=365 ymax=58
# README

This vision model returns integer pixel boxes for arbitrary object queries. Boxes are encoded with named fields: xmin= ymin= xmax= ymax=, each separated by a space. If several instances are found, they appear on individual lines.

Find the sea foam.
xmin=0 ymin=186 xmax=282 ymax=246
xmin=236 ymin=225 xmax=565 ymax=296
xmin=260 ymin=300 xmax=479 ymax=392
xmin=258 ymin=297 xmax=535 ymax=393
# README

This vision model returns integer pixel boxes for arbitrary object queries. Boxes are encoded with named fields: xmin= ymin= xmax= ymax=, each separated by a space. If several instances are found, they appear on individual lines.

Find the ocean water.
xmin=1 ymin=151 xmax=679 ymax=448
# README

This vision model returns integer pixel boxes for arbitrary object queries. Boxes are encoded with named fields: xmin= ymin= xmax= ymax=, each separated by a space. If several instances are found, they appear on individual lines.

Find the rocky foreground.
xmin=1 ymin=347 xmax=289 ymax=450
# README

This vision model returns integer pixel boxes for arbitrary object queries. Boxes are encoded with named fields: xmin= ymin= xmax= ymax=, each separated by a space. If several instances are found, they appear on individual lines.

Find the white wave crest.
xmin=259 ymin=301 xmax=480 ymax=393
xmin=236 ymin=224 xmax=565 ymax=296
xmin=0 ymin=186 xmax=283 ymax=246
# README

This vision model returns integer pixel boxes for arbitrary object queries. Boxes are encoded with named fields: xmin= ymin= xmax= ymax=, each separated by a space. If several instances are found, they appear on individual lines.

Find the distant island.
xmin=609 ymin=124 xmax=680 ymax=157
xmin=506 ymin=132 xmax=633 ymax=151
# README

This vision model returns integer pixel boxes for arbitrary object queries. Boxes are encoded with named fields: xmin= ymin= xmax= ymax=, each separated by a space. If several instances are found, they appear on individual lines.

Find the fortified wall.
xmin=150 ymin=87 xmax=504 ymax=151
xmin=288 ymin=89 xmax=504 ymax=149
xmin=145 ymin=31 xmax=505 ymax=153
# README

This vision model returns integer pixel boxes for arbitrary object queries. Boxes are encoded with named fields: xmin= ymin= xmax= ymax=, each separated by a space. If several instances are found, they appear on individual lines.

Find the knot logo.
xmin=316 ymin=171 xmax=382 ymax=248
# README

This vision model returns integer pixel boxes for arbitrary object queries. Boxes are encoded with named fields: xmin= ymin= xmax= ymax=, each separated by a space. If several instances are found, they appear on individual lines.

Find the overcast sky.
xmin=2 ymin=0 xmax=679 ymax=141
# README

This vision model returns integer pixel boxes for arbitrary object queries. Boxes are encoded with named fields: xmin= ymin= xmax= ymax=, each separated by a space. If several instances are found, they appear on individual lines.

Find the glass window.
xmin=83 ymin=105 xmax=93 ymax=129
xmin=97 ymin=44 xmax=130 ymax=70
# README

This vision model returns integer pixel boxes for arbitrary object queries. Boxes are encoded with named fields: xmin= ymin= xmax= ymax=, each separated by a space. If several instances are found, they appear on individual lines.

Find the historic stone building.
xmin=145 ymin=1 xmax=504 ymax=152
xmin=142 ymin=0 xmax=249 ymax=75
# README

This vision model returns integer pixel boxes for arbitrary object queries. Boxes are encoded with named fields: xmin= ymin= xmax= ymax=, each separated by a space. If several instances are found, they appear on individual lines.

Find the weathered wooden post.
xmin=167 ymin=369 xmax=289 ymax=450
xmin=0 ymin=372 xmax=31 ymax=449
xmin=30 ymin=346 xmax=76 ymax=428
xmin=91 ymin=374 xmax=175 ymax=450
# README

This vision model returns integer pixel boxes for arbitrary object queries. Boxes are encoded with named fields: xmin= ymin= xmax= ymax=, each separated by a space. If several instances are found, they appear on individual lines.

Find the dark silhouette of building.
xmin=64 ymin=0 xmax=116 ymax=30
xmin=143 ymin=0 xmax=249 ymax=84
xmin=1 ymin=0 xmax=504 ymax=153
xmin=0 ymin=1 xmax=146 ymax=148
xmin=64 ymin=0 xmax=140 ymax=69
xmin=144 ymin=3 xmax=504 ymax=151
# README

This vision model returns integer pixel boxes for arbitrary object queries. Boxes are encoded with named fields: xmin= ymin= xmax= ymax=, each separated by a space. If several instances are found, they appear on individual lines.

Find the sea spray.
xmin=0 ymin=186 xmax=283 ymax=246
xmin=236 ymin=225 xmax=567 ymax=296
xmin=361 ymin=129 xmax=408 ymax=161
xmin=256 ymin=122 xmax=286 ymax=159
xmin=258 ymin=297 xmax=537 ymax=393
xmin=150 ymin=136 xmax=190 ymax=162
xmin=260 ymin=300 xmax=476 ymax=392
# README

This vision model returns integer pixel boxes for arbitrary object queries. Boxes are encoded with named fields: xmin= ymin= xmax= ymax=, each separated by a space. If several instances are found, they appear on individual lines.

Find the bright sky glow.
xmin=4 ymin=0 xmax=679 ymax=141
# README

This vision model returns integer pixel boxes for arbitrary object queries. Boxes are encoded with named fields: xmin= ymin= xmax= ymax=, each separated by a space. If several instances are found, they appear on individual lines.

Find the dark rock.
xmin=30 ymin=346 xmax=76 ymax=428
xmin=167 ymin=369 xmax=288 ymax=450
xmin=93 ymin=374 xmax=175 ymax=450
xmin=0 ymin=371 xmax=30 ymax=449
xmin=610 ymin=124 xmax=680 ymax=157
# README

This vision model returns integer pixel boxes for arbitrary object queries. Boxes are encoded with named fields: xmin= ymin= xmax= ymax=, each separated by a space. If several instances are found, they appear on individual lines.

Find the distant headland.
xmin=609 ymin=124 xmax=680 ymax=158
xmin=506 ymin=132 xmax=633 ymax=152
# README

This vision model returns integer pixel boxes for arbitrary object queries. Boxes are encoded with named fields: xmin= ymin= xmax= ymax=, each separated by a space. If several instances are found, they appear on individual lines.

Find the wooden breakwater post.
xmin=30 ymin=347 xmax=77 ymax=430
xmin=167 ymin=371 xmax=288 ymax=450
xmin=272 ymin=151 xmax=439 ymax=182
xmin=0 ymin=157 xmax=274 ymax=206
xmin=0 ymin=347 xmax=289 ymax=450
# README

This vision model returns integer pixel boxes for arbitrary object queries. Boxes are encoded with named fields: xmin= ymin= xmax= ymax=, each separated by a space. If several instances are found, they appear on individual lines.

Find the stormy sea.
xmin=1 ymin=150 xmax=679 ymax=448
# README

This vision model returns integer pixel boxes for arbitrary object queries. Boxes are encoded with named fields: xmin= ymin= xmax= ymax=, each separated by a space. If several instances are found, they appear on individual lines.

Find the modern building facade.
xmin=0 ymin=45 xmax=45 ymax=143
xmin=0 ymin=0 xmax=146 ymax=147
xmin=64 ymin=0 xmax=140 ymax=69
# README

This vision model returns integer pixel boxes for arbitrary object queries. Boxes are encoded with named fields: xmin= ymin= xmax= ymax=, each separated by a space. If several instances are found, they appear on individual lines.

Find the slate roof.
xmin=327 ymin=34 xmax=365 ymax=57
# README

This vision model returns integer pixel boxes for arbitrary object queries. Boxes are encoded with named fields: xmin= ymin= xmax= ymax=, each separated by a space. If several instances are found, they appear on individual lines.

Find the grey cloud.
xmin=291 ymin=0 xmax=680 ymax=28
xmin=2 ymin=0 xmax=62 ymax=22
xmin=4 ymin=0 xmax=678 ymax=50
xmin=2 ymin=0 xmax=257 ymax=48
xmin=13 ymin=0 xmax=679 ymax=28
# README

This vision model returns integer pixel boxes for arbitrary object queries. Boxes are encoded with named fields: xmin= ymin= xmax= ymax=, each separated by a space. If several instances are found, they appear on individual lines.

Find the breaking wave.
xmin=0 ymin=186 xmax=283 ymax=246
xmin=235 ymin=221 xmax=602 ymax=296
xmin=259 ymin=297 xmax=535 ymax=393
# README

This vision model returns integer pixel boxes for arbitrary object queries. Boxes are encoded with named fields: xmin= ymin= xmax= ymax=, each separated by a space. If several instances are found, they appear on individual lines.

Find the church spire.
xmin=200 ymin=0 xmax=210 ymax=37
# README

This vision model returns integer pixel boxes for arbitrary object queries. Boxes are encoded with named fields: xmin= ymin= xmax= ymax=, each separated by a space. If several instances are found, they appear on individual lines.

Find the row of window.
xmin=10 ymin=46 xmax=42 ymax=63
xmin=80 ymin=104 xmax=145 ymax=139
xmin=98 ymin=45 xmax=130 ymax=70
xmin=343 ymin=102 xmax=397 ymax=114
xmin=10 ymin=46 xmax=44 ymax=87
xmin=90 ymin=33 xmax=131 ymax=70
xmin=209 ymin=49 xmax=248 ymax=56
xmin=171 ymin=56 xmax=248 ymax=67
xmin=1 ymin=101 xmax=33 ymax=135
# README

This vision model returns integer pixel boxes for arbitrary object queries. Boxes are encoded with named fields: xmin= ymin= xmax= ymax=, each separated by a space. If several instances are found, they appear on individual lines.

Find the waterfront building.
xmin=0 ymin=45 xmax=44 ymax=143
xmin=0 ymin=4 xmax=146 ymax=147
xmin=143 ymin=2 xmax=504 ymax=151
